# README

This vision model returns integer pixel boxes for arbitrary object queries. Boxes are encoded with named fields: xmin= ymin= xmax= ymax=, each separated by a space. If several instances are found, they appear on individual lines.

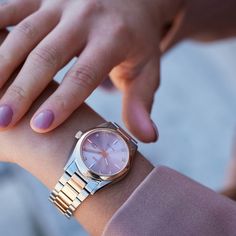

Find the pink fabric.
xmin=103 ymin=166 xmax=236 ymax=236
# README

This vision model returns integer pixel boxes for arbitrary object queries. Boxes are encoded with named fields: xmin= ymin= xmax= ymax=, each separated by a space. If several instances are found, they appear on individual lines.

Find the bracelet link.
xmin=49 ymin=170 xmax=92 ymax=218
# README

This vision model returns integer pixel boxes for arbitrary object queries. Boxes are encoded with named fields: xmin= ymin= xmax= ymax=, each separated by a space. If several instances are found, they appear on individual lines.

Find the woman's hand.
xmin=0 ymin=0 xmax=183 ymax=142
xmin=0 ymin=30 xmax=154 ymax=236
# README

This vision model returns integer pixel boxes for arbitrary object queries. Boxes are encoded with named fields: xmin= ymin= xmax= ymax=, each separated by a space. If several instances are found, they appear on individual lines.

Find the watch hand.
xmin=83 ymin=148 xmax=102 ymax=154
xmin=106 ymin=143 xmax=115 ymax=152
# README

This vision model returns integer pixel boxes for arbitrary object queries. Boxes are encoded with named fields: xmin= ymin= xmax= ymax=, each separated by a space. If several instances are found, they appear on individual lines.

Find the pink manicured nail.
xmin=32 ymin=110 xmax=54 ymax=130
xmin=151 ymin=120 xmax=159 ymax=142
xmin=0 ymin=105 xmax=13 ymax=128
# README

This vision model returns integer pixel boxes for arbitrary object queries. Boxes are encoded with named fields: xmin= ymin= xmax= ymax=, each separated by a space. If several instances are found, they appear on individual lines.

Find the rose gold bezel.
xmin=74 ymin=128 xmax=133 ymax=182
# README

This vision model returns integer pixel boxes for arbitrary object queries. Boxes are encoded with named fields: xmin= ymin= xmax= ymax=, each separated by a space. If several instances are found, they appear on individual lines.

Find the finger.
xmin=0 ymin=9 xmax=60 ymax=88
xmin=0 ymin=0 xmax=40 ymax=28
xmin=30 ymin=39 xmax=124 ymax=133
xmin=160 ymin=9 xmax=185 ymax=53
xmin=0 ymin=20 xmax=84 ymax=130
xmin=121 ymin=58 xmax=159 ymax=143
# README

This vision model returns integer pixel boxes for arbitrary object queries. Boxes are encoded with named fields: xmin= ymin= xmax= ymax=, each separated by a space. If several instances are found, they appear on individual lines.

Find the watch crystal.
xmin=81 ymin=130 xmax=129 ymax=176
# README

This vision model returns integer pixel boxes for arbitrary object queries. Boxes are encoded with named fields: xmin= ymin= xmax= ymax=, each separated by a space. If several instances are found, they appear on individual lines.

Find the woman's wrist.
xmin=0 ymin=31 xmax=153 ymax=235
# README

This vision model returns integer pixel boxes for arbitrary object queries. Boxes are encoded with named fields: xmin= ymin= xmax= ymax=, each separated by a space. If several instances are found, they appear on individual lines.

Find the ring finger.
xmin=30 ymin=37 xmax=125 ymax=133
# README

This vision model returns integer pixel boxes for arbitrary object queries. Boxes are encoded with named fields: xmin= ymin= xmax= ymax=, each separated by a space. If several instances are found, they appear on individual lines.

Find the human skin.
xmin=161 ymin=0 xmax=236 ymax=51
xmin=1 ymin=0 xmax=235 ymax=141
xmin=0 ymin=0 xmax=184 ymax=143
xmin=1 ymin=0 xmax=236 ymax=235
xmin=0 ymin=30 xmax=154 ymax=236
xmin=221 ymin=137 xmax=236 ymax=201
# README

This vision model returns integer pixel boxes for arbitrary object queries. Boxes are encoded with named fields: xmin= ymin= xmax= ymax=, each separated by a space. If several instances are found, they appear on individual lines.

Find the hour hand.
xmin=83 ymin=148 xmax=101 ymax=154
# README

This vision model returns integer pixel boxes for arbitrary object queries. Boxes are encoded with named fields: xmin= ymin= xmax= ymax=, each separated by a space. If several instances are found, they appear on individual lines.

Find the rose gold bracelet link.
xmin=54 ymin=198 xmax=67 ymax=213
xmin=61 ymin=184 xmax=78 ymax=201
xmin=71 ymin=173 xmax=86 ymax=189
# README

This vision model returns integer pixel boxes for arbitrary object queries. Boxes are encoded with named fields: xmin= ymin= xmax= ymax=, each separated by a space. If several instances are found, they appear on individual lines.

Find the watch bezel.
xmin=74 ymin=127 xmax=133 ymax=182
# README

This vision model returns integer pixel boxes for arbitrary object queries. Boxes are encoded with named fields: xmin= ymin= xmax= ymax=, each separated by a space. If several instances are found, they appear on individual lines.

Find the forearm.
xmin=0 ymin=31 xmax=153 ymax=235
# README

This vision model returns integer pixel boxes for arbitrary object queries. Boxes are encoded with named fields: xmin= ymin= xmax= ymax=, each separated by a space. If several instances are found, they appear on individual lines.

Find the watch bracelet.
xmin=49 ymin=122 xmax=137 ymax=218
xmin=49 ymin=169 xmax=94 ymax=218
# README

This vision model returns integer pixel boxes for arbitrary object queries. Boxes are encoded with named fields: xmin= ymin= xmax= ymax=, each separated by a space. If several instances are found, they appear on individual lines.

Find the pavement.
xmin=0 ymin=29 xmax=236 ymax=235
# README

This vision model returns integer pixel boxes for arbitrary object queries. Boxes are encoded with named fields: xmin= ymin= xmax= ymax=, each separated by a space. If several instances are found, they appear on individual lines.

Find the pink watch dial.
xmin=81 ymin=130 xmax=129 ymax=176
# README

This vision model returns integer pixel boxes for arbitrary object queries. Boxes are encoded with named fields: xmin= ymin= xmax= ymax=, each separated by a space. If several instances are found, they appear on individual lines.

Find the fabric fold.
xmin=103 ymin=166 xmax=236 ymax=236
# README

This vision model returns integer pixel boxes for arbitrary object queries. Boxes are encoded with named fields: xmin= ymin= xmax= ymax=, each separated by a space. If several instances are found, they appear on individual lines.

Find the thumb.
xmin=122 ymin=58 xmax=159 ymax=143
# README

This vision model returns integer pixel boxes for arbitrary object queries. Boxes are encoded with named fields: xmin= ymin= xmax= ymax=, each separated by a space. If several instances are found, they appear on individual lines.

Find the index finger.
xmin=30 ymin=39 xmax=125 ymax=132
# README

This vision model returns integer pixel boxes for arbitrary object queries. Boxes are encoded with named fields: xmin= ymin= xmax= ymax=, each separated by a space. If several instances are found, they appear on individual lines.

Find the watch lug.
xmin=65 ymin=160 xmax=79 ymax=175
xmin=64 ymin=149 xmax=77 ymax=171
xmin=90 ymin=180 xmax=111 ymax=194
xmin=65 ymin=160 xmax=111 ymax=195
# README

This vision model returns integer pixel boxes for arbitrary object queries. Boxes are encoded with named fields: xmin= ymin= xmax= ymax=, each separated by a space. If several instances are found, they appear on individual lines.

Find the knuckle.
xmin=111 ymin=19 xmax=131 ymax=39
xmin=0 ymin=53 xmax=11 ymax=66
xmin=85 ymin=0 xmax=100 ymax=13
xmin=66 ymin=65 xmax=97 ymax=90
xmin=7 ymin=84 xmax=28 ymax=102
xmin=29 ymin=45 xmax=59 ymax=68
xmin=53 ymin=94 xmax=69 ymax=112
xmin=14 ymin=20 xmax=38 ymax=40
xmin=81 ymin=0 xmax=103 ymax=18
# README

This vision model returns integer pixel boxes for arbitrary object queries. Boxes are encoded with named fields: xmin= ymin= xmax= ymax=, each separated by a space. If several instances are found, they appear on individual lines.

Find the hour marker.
xmin=115 ymin=164 xmax=120 ymax=169
xmin=112 ymin=140 xmax=118 ymax=145
xmin=105 ymin=158 xmax=109 ymax=166
xmin=87 ymin=138 xmax=98 ymax=148
xmin=83 ymin=149 xmax=100 ymax=154
xmin=89 ymin=162 xmax=96 ymax=168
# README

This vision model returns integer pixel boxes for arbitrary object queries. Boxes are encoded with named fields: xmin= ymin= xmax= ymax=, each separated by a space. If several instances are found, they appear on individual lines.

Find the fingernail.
xmin=0 ymin=105 xmax=13 ymax=128
xmin=32 ymin=110 xmax=54 ymax=130
xmin=151 ymin=120 xmax=159 ymax=142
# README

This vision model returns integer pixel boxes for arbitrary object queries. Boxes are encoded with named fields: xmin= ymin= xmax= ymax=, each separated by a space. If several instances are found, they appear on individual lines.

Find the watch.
xmin=49 ymin=122 xmax=138 ymax=218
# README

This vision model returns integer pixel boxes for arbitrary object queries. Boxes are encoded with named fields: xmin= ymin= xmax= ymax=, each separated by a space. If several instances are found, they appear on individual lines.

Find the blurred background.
xmin=0 ymin=29 xmax=236 ymax=236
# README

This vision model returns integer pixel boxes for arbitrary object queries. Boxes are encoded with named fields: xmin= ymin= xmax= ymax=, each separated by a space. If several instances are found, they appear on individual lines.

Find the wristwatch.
xmin=49 ymin=122 xmax=138 ymax=218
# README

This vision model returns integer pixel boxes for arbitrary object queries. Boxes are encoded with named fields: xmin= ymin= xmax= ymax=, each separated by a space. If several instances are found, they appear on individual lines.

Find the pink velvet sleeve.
xmin=102 ymin=166 xmax=236 ymax=236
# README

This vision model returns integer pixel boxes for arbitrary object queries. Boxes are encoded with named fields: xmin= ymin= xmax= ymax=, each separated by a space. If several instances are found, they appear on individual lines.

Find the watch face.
xmin=81 ymin=129 xmax=130 ymax=176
